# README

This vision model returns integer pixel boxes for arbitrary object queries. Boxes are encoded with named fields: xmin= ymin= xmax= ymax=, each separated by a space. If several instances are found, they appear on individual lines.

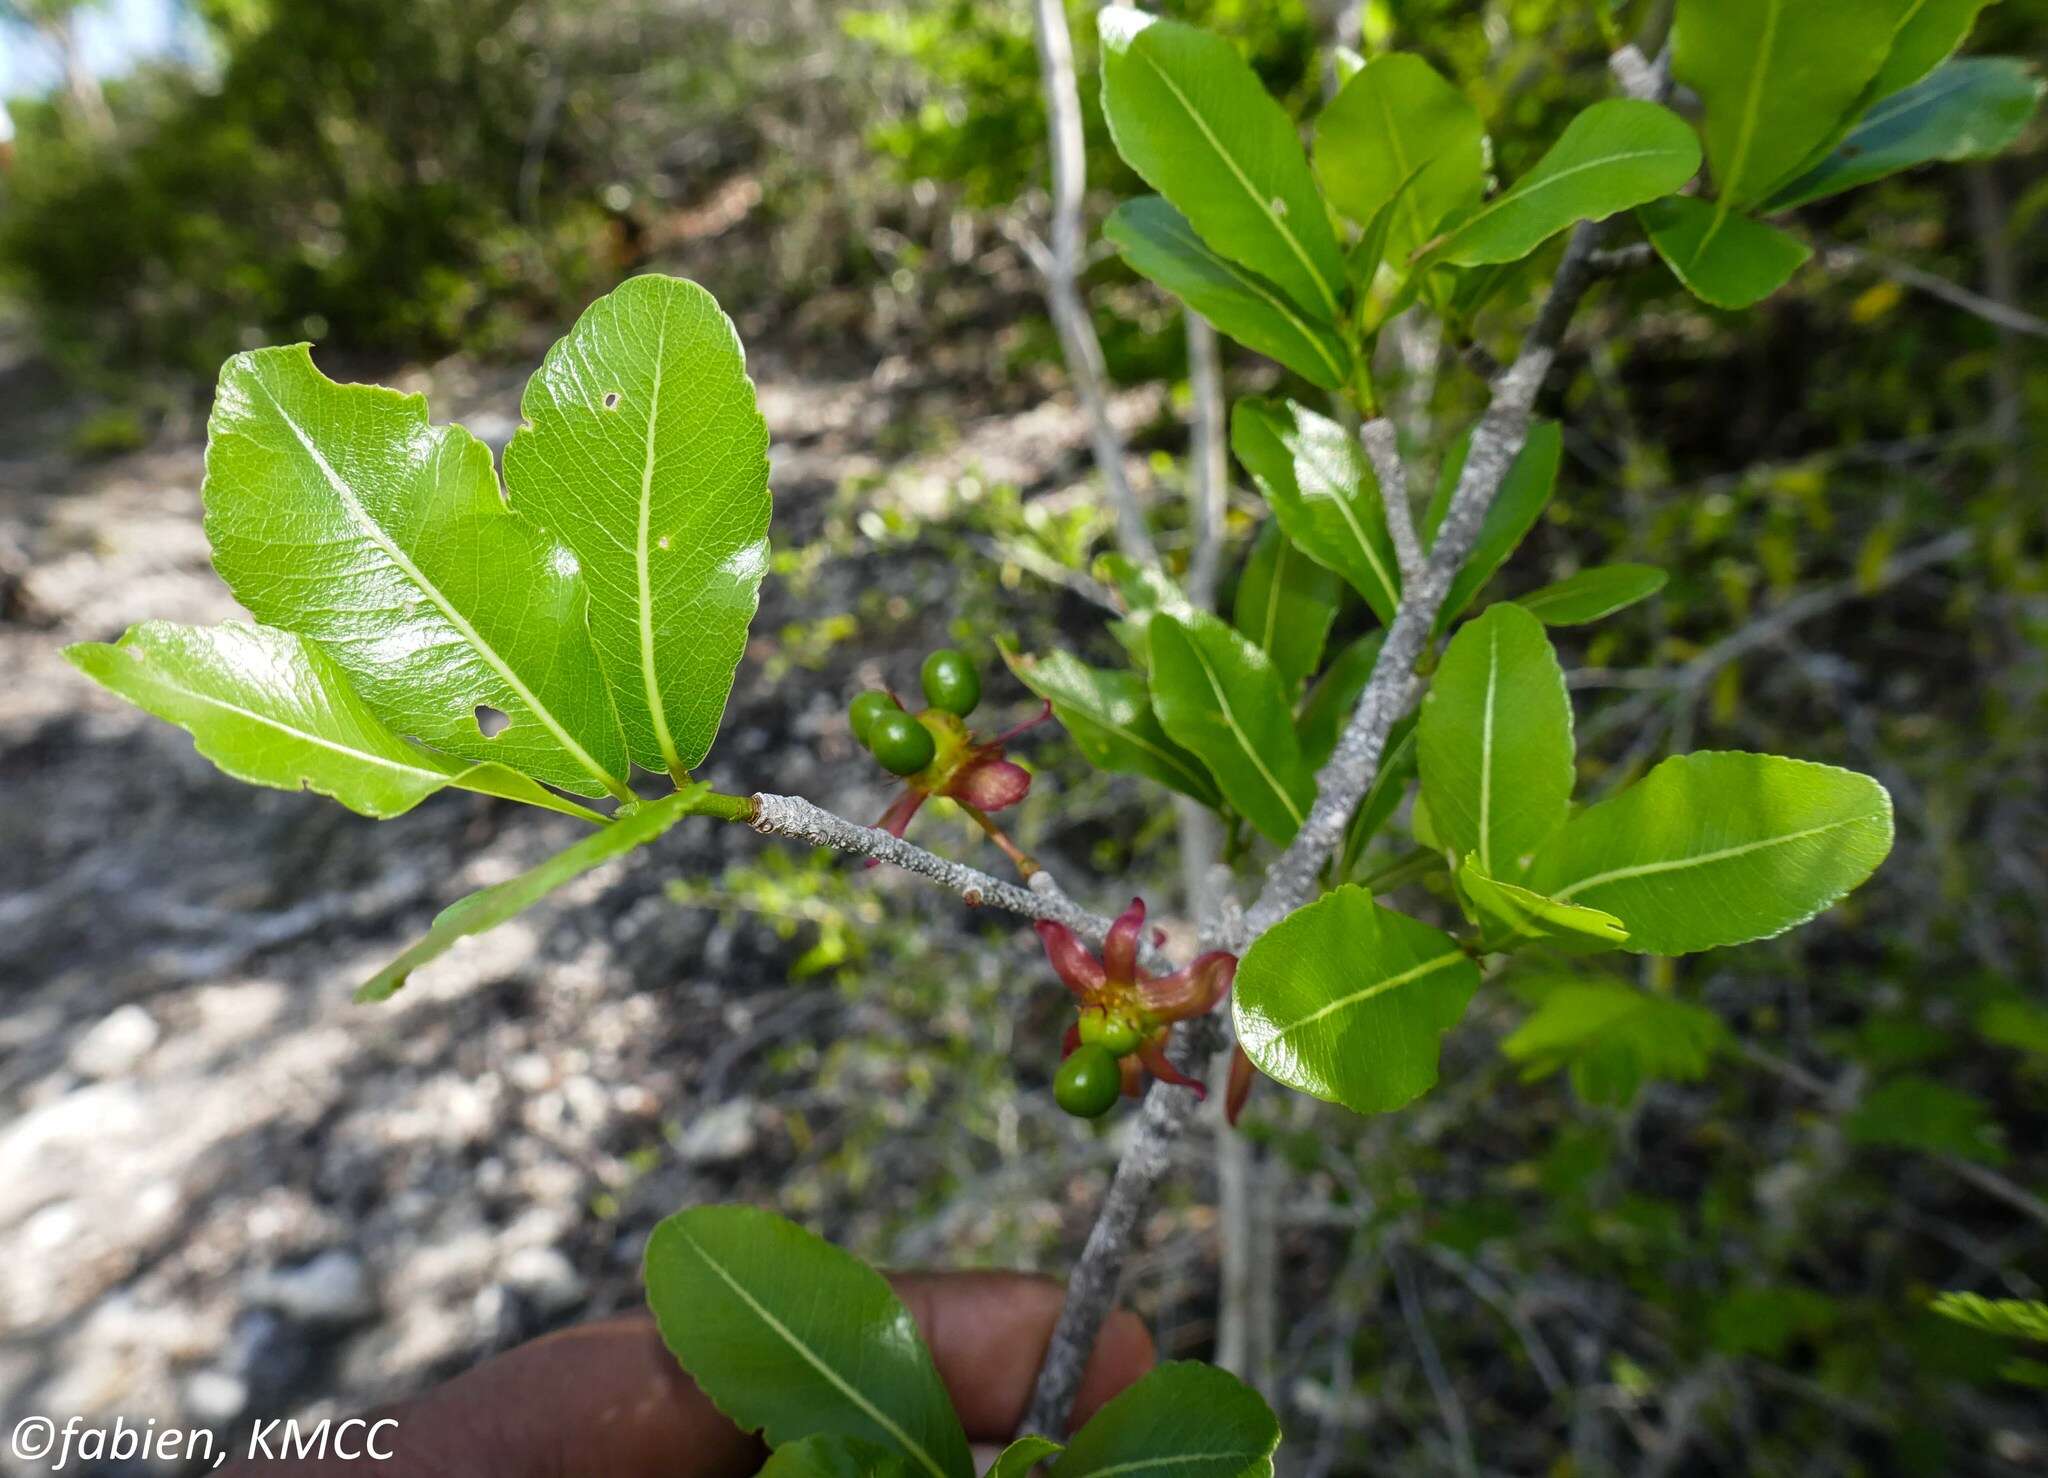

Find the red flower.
xmin=868 ymin=703 xmax=1048 ymax=857
xmin=1037 ymin=897 xmax=1254 ymax=1121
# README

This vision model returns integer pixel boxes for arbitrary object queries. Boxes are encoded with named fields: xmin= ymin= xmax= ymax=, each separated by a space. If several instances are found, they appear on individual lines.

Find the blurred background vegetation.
xmin=2 ymin=0 xmax=2045 ymax=1473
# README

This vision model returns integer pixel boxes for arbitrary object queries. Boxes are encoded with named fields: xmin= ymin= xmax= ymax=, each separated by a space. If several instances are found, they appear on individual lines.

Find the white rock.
xmin=502 ymin=1246 xmax=585 ymax=1314
xmin=244 ymin=1249 xmax=376 ymax=1326
xmin=68 ymin=1004 xmax=160 ymax=1078
xmin=185 ymin=1368 xmax=249 ymax=1424
xmin=678 ymin=1097 xmax=757 ymax=1164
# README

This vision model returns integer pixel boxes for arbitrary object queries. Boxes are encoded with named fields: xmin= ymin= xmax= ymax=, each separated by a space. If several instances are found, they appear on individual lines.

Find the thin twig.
xmin=1812 ymin=237 xmax=2048 ymax=341
xmin=1184 ymin=314 xmax=1231 ymax=607
xmin=1393 ymin=1249 xmax=1478 ymax=1478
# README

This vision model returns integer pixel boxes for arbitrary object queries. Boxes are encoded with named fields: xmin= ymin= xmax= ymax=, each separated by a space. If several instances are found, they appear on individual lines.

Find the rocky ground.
xmin=0 ymin=313 xmax=1208 ymax=1473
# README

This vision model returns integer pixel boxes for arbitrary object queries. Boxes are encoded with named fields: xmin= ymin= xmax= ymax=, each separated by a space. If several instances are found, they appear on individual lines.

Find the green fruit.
xmin=1055 ymin=1043 xmax=1122 ymax=1119
xmin=867 ymin=708 xmax=937 ymax=776
xmin=920 ymin=649 xmax=981 ymax=718
xmin=1097 ymin=1016 xmax=1144 ymax=1057
xmin=848 ymin=689 xmax=899 ymax=745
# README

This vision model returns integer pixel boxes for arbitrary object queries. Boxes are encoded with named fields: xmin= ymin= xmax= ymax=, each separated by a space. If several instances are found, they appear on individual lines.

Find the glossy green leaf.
xmin=1148 ymin=611 xmax=1315 ymax=843
xmin=1050 ymin=1362 xmax=1279 ymax=1478
xmin=1315 ymin=54 xmax=1486 ymax=260
xmin=1435 ymin=101 xmax=1701 ymax=267
xmin=1766 ymin=59 xmax=2044 ymax=211
xmin=67 ymin=621 xmax=606 ymax=825
xmin=1502 ymin=978 xmax=1726 ymax=1106
xmin=1106 ymin=197 xmax=1351 ymax=389
xmin=1639 ymin=196 xmax=1812 ymax=310
xmin=1515 ymin=564 xmax=1668 ymax=625
xmin=1099 ymin=10 xmax=1346 ymax=322
xmin=1930 ymin=1293 xmax=2048 ymax=1344
xmin=1424 ymin=420 xmax=1563 ymax=628
xmin=988 ymin=1437 xmax=1064 ymax=1478
xmin=1673 ymin=0 xmax=1896 ymax=208
xmin=203 ymin=345 xmax=630 ymax=798
xmin=1527 ymin=752 xmax=1894 ymax=955
xmin=1847 ymin=1074 xmax=2008 ymax=1165
xmin=760 ymin=1439 xmax=916 ymax=1478
xmin=1000 ymin=645 xmax=1220 ymax=807
xmin=1234 ymin=886 xmax=1481 ymax=1115
xmin=1418 ymin=603 xmax=1575 ymax=880
xmin=1869 ymin=0 xmax=2001 ymax=103
xmin=1233 ymin=519 xmax=1341 ymax=689
xmin=1232 ymin=398 xmax=1400 ymax=623
xmin=356 ymin=787 xmax=706 ymax=1001
xmin=1340 ymin=715 xmax=1418 ymax=878
xmin=505 ymin=275 xmax=771 ymax=778
xmin=645 ymin=1205 xmax=974 ymax=1478
xmin=1296 ymin=631 xmax=1383 ymax=772
xmin=1459 ymin=858 xmax=1629 ymax=952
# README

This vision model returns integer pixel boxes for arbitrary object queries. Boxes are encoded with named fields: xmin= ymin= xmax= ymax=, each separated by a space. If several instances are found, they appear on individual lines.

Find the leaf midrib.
xmin=637 ymin=291 xmax=683 ymax=774
xmin=1551 ymin=812 xmax=1883 ymax=901
xmin=1181 ymin=634 xmax=1306 ymax=829
xmin=1076 ymin=1452 xmax=1270 ymax=1478
xmin=1129 ymin=44 xmax=1340 ymax=320
xmin=1151 ymin=213 xmax=1347 ymax=383
xmin=253 ymin=372 xmax=621 ymax=793
xmin=1477 ymin=619 xmax=1500 ymax=874
xmin=1068 ymin=700 xmax=1218 ymax=799
xmin=1300 ymin=459 xmax=1398 ymax=612
xmin=1702 ymin=0 xmax=1784 ymax=248
xmin=1273 ymin=948 xmax=1468 ymax=1040
xmin=1449 ymin=144 xmax=1697 ymax=259
xmin=677 ymin=1229 xmax=954 ymax=1478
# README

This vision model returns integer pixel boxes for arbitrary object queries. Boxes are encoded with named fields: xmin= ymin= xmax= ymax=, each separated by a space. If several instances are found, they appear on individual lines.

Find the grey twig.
xmin=1814 ymin=238 xmax=2048 ymax=342
xmin=1362 ymin=418 xmax=1425 ymax=586
xmin=1184 ymin=313 xmax=1231 ymax=608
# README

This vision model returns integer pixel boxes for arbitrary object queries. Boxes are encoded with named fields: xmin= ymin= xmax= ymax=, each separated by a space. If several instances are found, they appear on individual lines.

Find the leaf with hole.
xmin=505 ymin=274 xmax=771 ymax=779
xmin=1527 ymin=751 xmax=1894 ymax=955
xmin=1000 ymin=644 xmax=1220 ymax=807
xmin=1049 ymin=1362 xmax=1279 ymax=1478
xmin=1235 ymin=886 xmax=1481 ymax=1115
xmin=1433 ymin=100 xmax=1700 ymax=267
xmin=645 ymin=1205 xmax=974 ymax=1478
xmin=356 ymin=787 xmax=707 ymax=1001
xmin=1106 ymin=198 xmax=1351 ymax=389
xmin=1514 ymin=564 xmax=1668 ymax=625
xmin=1098 ymin=9 xmax=1346 ymax=322
xmin=1146 ymin=610 xmax=1315 ymax=845
xmin=1315 ymin=54 xmax=1486 ymax=260
xmin=1232 ymin=398 xmax=1401 ymax=623
xmin=202 ymin=344 xmax=630 ymax=798
xmin=1418 ymin=603 xmax=1575 ymax=881
xmin=1639 ymin=197 xmax=1812 ymax=310
xmin=1765 ymin=58 xmax=2044 ymax=211
xmin=67 ymin=621 xmax=607 ymax=824
xmin=1232 ymin=519 xmax=1341 ymax=689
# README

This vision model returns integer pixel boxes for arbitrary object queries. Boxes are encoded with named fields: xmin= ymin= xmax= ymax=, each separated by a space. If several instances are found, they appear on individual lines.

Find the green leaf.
xmin=1147 ymin=611 xmax=1316 ymax=845
xmin=761 ymin=1439 xmax=917 ymax=1478
xmin=1515 ymin=564 xmax=1668 ymax=625
xmin=1423 ymin=420 xmax=1563 ymax=628
xmin=1232 ymin=398 xmax=1401 ymax=624
xmin=1869 ymin=0 xmax=2002 ymax=103
xmin=988 ymin=1437 xmax=1064 ymax=1478
xmin=1000 ymin=644 xmax=1221 ymax=807
xmin=504 ymin=275 xmax=771 ymax=778
xmin=1847 ymin=1074 xmax=2008 ymax=1165
xmin=356 ymin=787 xmax=706 ymax=1001
xmin=1765 ymin=59 xmax=2044 ymax=211
xmin=1977 ymin=997 xmax=2048 ymax=1059
xmin=1709 ymin=1286 xmax=1838 ymax=1358
xmin=1673 ymin=0 xmax=1897 ymax=209
xmin=1460 ymin=858 xmax=1630 ymax=952
xmin=1296 ymin=631 xmax=1382 ymax=772
xmin=1234 ymin=886 xmax=1481 ymax=1115
xmin=1435 ymin=100 xmax=1701 ymax=267
xmin=645 ymin=1205 xmax=974 ymax=1478
xmin=1639 ymin=196 xmax=1812 ymax=310
xmin=1314 ymin=54 xmax=1486 ymax=260
xmin=1106 ymin=198 xmax=1352 ymax=389
xmin=1099 ymin=10 xmax=1346 ymax=322
xmin=1050 ymin=1362 xmax=1279 ymax=1478
xmin=1930 ymin=1293 xmax=2048 ymax=1344
xmin=1232 ymin=519 xmax=1341 ymax=689
xmin=67 ymin=621 xmax=607 ymax=825
xmin=1527 ymin=752 xmax=1894 ymax=955
xmin=1502 ymin=978 xmax=1726 ymax=1106
xmin=203 ymin=345 xmax=630 ymax=798
xmin=1417 ymin=603 xmax=1575 ymax=880
xmin=1340 ymin=715 xmax=1418 ymax=877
